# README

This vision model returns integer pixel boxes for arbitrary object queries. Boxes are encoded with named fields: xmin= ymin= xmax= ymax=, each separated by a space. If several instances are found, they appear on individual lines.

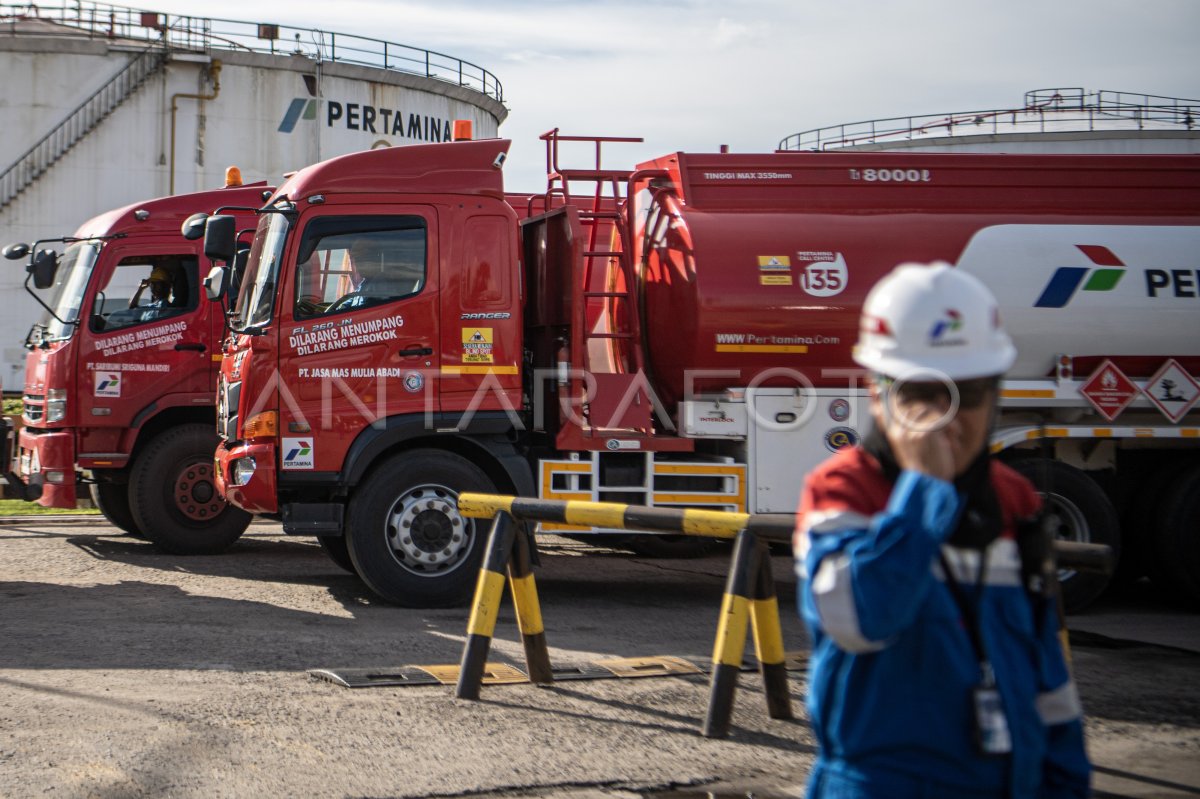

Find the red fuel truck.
xmin=2 ymin=179 xmax=271 ymax=554
xmin=198 ymin=132 xmax=1200 ymax=609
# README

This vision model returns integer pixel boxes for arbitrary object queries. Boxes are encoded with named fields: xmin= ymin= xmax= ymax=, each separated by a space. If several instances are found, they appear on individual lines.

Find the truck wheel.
xmin=89 ymin=481 xmax=143 ymax=538
xmin=345 ymin=449 xmax=494 ymax=607
xmin=129 ymin=424 xmax=251 ymax=556
xmin=1011 ymin=458 xmax=1119 ymax=613
xmin=317 ymin=535 xmax=356 ymax=574
xmin=1149 ymin=465 xmax=1200 ymax=607
xmin=623 ymin=534 xmax=715 ymax=558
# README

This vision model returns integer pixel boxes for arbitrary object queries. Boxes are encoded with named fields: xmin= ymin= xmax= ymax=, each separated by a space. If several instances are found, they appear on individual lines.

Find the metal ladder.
xmin=538 ymin=129 xmax=646 ymax=379
xmin=0 ymin=41 xmax=167 ymax=210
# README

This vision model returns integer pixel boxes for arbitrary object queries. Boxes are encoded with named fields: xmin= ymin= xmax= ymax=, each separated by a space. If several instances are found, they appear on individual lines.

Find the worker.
xmin=794 ymin=263 xmax=1090 ymax=798
xmin=129 ymin=266 xmax=174 ymax=321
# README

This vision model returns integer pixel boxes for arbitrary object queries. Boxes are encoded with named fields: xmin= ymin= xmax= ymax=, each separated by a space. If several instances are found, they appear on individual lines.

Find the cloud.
xmin=711 ymin=17 xmax=754 ymax=48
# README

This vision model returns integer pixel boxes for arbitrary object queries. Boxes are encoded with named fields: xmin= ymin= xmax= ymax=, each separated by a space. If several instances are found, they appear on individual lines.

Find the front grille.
xmin=217 ymin=379 xmax=241 ymax=441
xmin=22 ymin=394 xmax=44 ymax=424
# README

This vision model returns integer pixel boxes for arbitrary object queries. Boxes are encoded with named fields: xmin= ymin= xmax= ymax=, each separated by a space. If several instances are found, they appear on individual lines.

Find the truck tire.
xmin=1149 ymin=465 xmax=1200 ymax=607
xmin=89 ymin=481 xmax=143 ymax=537
xmin=317 ymin=535 xmax=356 ymax=574
xmin=129 ymin=424 xmax=251 ymax=556
xmin=345 ymin=449 xmax=494 ymax=607
xmin=1011 ymin=458 xmax=1119 ymax=613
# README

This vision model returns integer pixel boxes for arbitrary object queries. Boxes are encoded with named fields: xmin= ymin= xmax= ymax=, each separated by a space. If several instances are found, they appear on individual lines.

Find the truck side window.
xmin=293 ymin=216 xmax=426 ymax=319
xmin=90 ymin=255 xmax=198 ymax=333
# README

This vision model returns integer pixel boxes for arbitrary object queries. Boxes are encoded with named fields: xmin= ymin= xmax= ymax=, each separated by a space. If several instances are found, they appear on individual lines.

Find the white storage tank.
xmin=779 ymin=88 xmax=1200 ymax=155
xmin=0 ymin=2 xmax=507 ymax=389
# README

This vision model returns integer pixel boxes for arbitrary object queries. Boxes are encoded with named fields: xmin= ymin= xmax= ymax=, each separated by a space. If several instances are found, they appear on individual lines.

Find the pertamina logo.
xmin=282 ymin=438 xmax=314 ymax=470
xmin=1034 ymin=245 xmax=1126 ymax=308
xmin=278 ymin=98 xmax=319 ymax=133
xmin=94 ymin=371 xmax=121 ymax=397
xmin=929 ymin=309 xmax=964 ymax=345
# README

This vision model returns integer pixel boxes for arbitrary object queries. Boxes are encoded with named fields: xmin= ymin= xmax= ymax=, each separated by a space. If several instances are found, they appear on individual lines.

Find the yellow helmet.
xmin=147 ymin=266 xmax=171 ymax=284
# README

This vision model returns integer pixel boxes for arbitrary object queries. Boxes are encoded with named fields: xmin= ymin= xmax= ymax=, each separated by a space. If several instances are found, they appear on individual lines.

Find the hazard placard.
xmin=1079 ymin=360 xmax=1139 ymax=422
xmin=1141 ymin=359 xmax=1200 ymax=423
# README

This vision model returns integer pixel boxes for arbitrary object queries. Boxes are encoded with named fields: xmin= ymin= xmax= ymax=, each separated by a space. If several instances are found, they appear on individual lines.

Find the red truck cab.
xmin=211 ymin=140 xmax=530 ymax=604
xmin=2 ymin=181 xmax=270 ymax=554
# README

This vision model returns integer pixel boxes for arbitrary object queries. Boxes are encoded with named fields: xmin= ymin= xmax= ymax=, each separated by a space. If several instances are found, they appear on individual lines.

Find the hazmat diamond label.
xmin=1079 ymin=360 xmax=1139 ymax=422
xmin=1142 ymin=359 xmax=1200 ymax=423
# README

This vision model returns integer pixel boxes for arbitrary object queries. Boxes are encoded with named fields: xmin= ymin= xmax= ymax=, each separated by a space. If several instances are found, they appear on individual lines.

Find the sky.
xmin=120 ymin=0 xmax=1200 ymax=189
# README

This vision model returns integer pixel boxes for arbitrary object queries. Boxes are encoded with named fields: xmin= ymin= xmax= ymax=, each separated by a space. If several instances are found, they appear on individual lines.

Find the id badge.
xmin=972 ymin=684 xmax=1013 ymax=756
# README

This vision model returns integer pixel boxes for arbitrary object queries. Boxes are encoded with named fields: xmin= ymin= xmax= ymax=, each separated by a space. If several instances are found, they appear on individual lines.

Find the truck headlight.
xmin=46 ymin=389 xmax=67 ymax=423
xmin=232 ymin=457 xmax=256 ymax=486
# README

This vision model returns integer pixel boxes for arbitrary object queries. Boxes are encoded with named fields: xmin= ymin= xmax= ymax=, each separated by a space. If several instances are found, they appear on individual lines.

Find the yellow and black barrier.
xmin=454 ymin=493 xmax=1113 ymax=737
xmin=456 ymin=511 xmax=553 ymax=700
xmin=455 ymin=493 xmax=796 ymax=738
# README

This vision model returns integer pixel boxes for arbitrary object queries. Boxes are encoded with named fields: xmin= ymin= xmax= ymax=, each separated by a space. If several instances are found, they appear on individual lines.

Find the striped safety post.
xmin=508 ymin=523 xmax=553 ymax=684
xmin=750 ymin=542 xmax=793 ymax=722
xmin=704 ymin=530 xmax=762 ymax=738
xmin=455 ymin=511 xmax=519 ymax=700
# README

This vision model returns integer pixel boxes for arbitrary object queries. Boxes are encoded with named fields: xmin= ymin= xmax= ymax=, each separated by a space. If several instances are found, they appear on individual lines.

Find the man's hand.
xmin=884 ymin=401 xmax=958 ymax=483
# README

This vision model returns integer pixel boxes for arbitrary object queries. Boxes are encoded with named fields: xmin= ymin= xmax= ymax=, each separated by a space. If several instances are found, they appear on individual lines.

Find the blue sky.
xmin=144 ymin=0 xmax=1198 ymax=190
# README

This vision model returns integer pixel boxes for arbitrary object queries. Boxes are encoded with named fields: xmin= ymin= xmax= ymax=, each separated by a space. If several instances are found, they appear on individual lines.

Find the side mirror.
xmin=30 ymin=248 xmax=59 ymax=289
xmin=203 ymin=215 xmax=237 ymax=262
xmin=181 ymin=212 xmax=209 ymax=241
xmin=3 ymin=243 xmax=30 ymax=260
xmin=204 ymin=265 xmax=229 ymax=302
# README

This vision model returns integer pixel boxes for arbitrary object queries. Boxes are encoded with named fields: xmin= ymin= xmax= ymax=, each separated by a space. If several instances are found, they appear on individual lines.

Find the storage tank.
xmin=0 ymin=1 xmax=506 ymax=388
xmin=779 ymin=88 xmax=1200 ymax=155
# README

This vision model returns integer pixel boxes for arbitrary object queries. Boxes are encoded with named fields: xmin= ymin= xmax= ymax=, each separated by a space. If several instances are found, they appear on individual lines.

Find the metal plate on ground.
xmin=310 ymin=652 xmax=807 ymax=689
xmin=594 ymin=655 xmax=704 ymax=678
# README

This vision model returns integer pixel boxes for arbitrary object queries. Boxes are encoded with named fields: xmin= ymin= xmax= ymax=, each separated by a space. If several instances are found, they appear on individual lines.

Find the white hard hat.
xmin=853 ymin=262 xmax=1016 ymax=381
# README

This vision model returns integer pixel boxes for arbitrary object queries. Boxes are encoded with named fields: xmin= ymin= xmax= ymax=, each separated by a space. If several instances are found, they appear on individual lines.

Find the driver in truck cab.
xmin=794 ymin=263 xmax=1091 ymax=799
xmin=295 ymin=232 xmax=424 ymax=316
xmin=129 ymin=265 xmax=181 ymax=322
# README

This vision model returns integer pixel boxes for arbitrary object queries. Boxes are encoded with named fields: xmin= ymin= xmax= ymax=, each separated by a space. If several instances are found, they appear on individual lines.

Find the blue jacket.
xmin=795 ymin=447 xmax=1090 ymax=798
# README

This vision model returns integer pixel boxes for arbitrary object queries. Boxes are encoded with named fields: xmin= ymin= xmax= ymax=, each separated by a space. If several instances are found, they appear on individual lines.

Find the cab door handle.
xmin=397 ymin=347 xmax=433 ymax=357
xmin=174 ymin=342 xmax=207 ymax=352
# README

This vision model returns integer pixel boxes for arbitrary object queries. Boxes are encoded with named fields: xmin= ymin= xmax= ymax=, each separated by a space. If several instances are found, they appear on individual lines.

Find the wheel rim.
xmin=383 ymin=483 xmax=474 ymax=577
xmin=173 ymin=461 xmax=227 ymax=522
xmin=1041 ymin=490 xmax=1090 ymax=581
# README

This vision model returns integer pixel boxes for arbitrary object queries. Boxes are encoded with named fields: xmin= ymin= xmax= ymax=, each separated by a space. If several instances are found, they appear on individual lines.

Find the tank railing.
xmin=0 ymin=0 xmax=503 ymax=102
xmin=0 ymin=38 xmax=166 ymax=209
xmin=779 ymin=88 xmax=1200 ymax=151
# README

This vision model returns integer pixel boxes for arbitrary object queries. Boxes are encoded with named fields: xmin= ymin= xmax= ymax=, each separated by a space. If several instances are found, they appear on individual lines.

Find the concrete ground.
xmin=0 ymin=517 xmax=1197 ymax=798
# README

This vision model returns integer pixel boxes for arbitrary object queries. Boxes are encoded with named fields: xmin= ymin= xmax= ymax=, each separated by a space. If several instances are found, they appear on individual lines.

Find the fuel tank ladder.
xmin=0 ymin=40 xmax=167 ymax=210
xmin=539 ymin=129 xmax=651 ymax=438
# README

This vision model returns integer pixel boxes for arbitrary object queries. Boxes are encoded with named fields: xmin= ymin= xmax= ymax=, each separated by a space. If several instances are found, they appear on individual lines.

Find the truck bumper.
xmin=214 ymin=440 xmax=278 ymax=514
xmin=11 ymin=426 xmax=76 ymax=507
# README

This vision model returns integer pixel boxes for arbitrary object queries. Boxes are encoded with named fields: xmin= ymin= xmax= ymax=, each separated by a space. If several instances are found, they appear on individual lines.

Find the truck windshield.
xmin=234 ymin=211 xmax=289 ymax=330
xmin=40 ymin=241 xmax=101 ymax=341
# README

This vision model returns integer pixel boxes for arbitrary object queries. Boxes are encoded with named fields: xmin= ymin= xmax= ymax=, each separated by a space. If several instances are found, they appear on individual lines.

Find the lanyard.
xmin=939 ymin=548 xmax=995 ymax=686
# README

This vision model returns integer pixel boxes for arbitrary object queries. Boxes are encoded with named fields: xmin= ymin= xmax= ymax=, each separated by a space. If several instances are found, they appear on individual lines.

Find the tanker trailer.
xmin=595 ymin=149 xmax=1200 ymax=610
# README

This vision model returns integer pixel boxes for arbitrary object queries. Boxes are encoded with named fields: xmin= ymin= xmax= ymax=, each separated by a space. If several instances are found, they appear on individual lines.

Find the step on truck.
xmin=197 ymin=131 xmax=1200 ymax=610
xmin=2 ymin=175 xmax=272 ymax=554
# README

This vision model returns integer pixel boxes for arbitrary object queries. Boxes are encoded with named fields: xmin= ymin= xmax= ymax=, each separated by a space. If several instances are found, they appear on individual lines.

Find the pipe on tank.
xmin=169 ymin=60 xmax=222 ymax=195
